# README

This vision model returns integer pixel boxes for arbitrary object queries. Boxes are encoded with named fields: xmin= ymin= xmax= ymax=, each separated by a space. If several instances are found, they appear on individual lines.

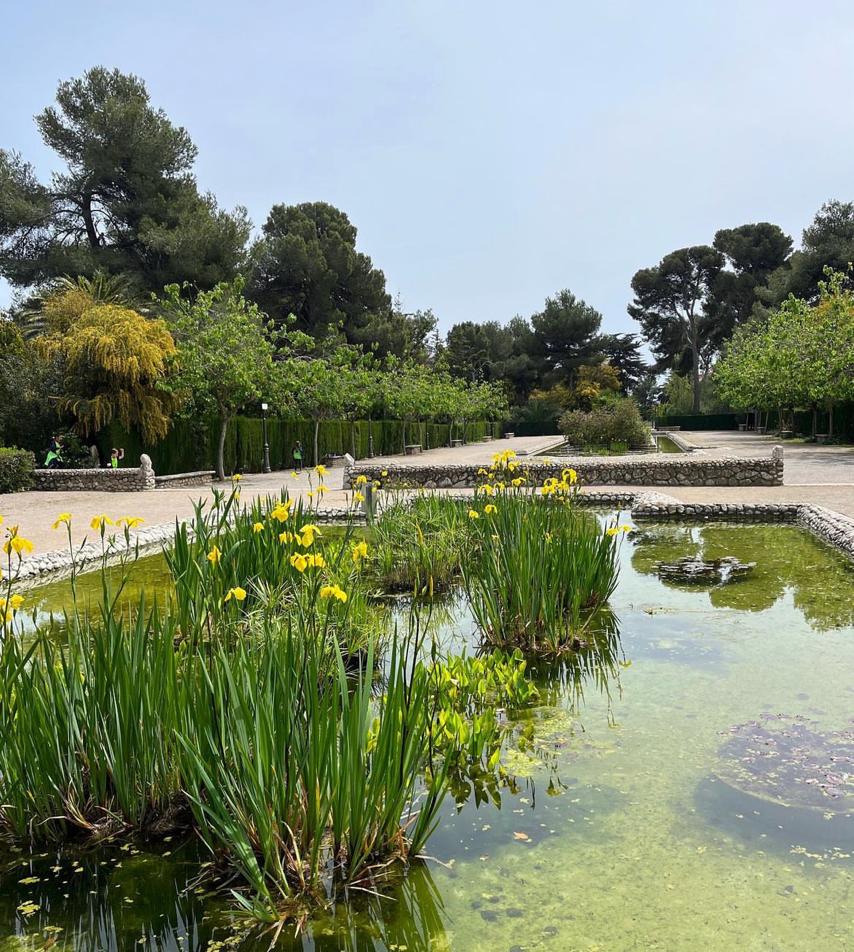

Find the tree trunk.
xmin=81 ymin=189 xmax=100 ymax=248
xmin=351 ymin=423 xmax=356 ymax=458
xmin=216 ymin=413 xmax=230 ymax=481
xmin=812 ymin=407 xmax=817 ymax=438
xmin=313 ymin=419 xmax=321 ymax=467
xmin=828 ymin=402 xmax=834 ymax=437
xmin=402 ymin=422 xmax=407 ymax=454
xmin=691 ymin=342 xmax=701 ymax=414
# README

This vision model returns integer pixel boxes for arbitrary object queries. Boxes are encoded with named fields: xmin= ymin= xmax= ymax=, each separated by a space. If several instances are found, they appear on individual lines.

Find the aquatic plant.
xmin=370 ymin=495 xmax=477 ymax=594
xmin=462 ymin=492 xmax=622 ymax=653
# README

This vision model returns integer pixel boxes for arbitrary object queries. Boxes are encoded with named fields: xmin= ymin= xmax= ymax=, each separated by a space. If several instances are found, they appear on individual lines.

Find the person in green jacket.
xmin=293 ymin=441 xmax=304 ymax=471
xmin=109 ymin=447 xmax=125 ymax=469
xmin=44 ymin=435 xmax=63 ymax=469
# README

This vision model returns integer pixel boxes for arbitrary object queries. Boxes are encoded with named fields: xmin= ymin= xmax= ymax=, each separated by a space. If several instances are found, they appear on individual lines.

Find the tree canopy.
xmin=36 ymin=284 xmax=178 ymax=442
xmin=161 ymin=279 xmax=282 ymax=478
xmin=247 ymin=201 xmax=394 ymax=348
xmin=0 ymin=67 xmax=248 ymax=294
xmin=716 ymin=268 xmax=854 ymax=433
xmin=629 ymin=245 xmax=724 ymax=413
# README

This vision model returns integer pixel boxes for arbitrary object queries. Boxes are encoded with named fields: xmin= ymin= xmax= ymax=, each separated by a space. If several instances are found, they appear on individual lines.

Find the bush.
xmin=0 ymin=448 xmax=35 ymax=493
xmin=559 ymin=399 xmax=650 ymax=450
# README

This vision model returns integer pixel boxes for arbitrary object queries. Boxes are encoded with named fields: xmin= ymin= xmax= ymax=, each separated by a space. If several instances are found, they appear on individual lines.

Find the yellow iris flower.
xmin=320 ymin=584 xmax=348 ymax=603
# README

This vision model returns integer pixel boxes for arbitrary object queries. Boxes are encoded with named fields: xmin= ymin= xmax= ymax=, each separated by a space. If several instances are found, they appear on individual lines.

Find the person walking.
xmin=293 ymin=441 xmax=304 ymax=471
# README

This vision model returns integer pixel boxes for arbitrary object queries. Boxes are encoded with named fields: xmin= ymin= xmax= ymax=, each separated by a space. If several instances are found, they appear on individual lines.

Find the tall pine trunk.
xmin=313 ymin=419 xmax=321 ymax=467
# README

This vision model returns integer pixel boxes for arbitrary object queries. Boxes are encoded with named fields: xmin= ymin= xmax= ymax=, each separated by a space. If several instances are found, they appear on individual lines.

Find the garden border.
xmin=344 ymin=448 xmax=785 ymax=489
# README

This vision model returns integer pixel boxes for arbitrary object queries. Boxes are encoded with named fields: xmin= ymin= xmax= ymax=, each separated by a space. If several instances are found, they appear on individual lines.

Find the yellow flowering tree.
xmin=36 ymin=284 xmax=178 ymax=442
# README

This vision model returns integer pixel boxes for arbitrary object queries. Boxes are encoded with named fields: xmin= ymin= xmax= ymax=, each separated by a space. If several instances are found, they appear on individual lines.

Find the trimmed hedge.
xmin=96 ymin=417 xmax=501 ymax=476
xmin=654 ymin=412 xmax=743 ymax=430
xmin=0 ymin=448 xmax=36 ymax=494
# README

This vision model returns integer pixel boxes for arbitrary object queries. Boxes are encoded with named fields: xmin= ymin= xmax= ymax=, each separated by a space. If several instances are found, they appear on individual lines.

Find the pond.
xmin=1 ymin=517 xmax=852 ymax=950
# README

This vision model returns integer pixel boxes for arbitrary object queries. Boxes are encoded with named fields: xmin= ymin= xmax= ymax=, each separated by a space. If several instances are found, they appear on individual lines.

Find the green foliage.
xmin=0 ymin=447 xmax=35 ymax=492
xmin=462 ymin=491 xmax=621 ymax=654
xmin=716 ymin=268 xmax=854 ymax=429
xmin=766 ymin=201 xmax=854 ymax=305
xmin=95 ymin=416 xmax=499 ymax=477
xmin=710 ymin=222 xmax=793 ymax=341
xmin=629 ymin=245 xmax=725 ymax=413
xmin=559 ymin=399 xmax=650 ymax=450
xmin=0 ymin=67 xmax=248 ymax=292
xmin=248 ymin=201 xmax=391 ymax=346
xmin=0 ymin=491 xmax=531 ymax=921
xmin=162 ymin=279 xmax=282 ymax=478
xmin=370 ymin=496 xmax=477 ymax=594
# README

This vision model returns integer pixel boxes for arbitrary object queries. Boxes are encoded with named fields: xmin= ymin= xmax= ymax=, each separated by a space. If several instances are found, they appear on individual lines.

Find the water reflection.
xmin=629 ymin=523 xmax=854 ymax=630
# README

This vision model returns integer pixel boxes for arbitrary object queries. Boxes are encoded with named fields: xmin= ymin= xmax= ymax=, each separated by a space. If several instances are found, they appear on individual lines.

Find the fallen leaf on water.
xmin=513 ymin=832 xmax=530 ymax=842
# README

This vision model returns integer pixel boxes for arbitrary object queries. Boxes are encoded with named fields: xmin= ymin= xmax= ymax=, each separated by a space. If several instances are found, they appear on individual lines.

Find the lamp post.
xmin=261 ymin=402 xmax=271 ymax=473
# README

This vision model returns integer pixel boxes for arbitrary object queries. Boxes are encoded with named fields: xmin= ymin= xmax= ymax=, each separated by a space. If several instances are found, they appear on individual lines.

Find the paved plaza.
xmin=1 ymin=432 xmax=852 ymax=563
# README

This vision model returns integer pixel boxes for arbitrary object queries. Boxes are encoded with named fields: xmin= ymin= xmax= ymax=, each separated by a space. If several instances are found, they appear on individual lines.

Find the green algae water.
xmin=1 ymin=518 xmax=852 ymax=950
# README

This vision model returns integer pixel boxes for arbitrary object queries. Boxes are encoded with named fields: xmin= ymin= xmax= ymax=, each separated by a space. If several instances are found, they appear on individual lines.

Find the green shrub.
xmin=0 ymin=447 xmax=35 ymax=493
xmin=559 ymin=399 xmax=650 ymax=450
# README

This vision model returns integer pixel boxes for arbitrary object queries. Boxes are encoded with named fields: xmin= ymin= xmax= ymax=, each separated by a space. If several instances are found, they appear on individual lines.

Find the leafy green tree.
xmin=597 ymin=333 xmax=648 ymax=392
xmin=716 ymin=268 xmax=854 ymax=435
xmin=629 ymin=246 xmax=724 ymax=413
xmin=0 ymin=67 xmax=248 ymax=293
xmin=247 ymin=202 xmax=391 ymax=346
xmin=161 ymin=280 xmax=280 ymax=479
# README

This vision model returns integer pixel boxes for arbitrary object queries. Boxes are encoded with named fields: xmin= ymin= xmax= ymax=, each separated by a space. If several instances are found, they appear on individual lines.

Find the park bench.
xmin=404 ymin=444 xmax=423 ymax=455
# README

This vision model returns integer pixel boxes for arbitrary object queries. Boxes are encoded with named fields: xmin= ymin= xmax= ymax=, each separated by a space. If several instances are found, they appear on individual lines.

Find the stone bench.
xmin=450 ymin=439 xmax=463 ymax=447
xmin=404 ymin=444 xmax=423 ymax=456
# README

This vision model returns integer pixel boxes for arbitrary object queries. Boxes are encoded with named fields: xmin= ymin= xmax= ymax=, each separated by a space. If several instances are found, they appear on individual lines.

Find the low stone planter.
xmin=346 ymin=447 xmax=785 ymax=490
xmin=155 ymin=471 xmax=215 ymax=489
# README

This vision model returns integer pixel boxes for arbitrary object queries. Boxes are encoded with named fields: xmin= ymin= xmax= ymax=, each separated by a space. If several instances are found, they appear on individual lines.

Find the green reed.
xmin=0 ymin=488 xmax=538 ymax=924
xmin=461 ymin=493 xmax=622 ymax=654
xmin=370 ymin=495 xmax=477 ymax=594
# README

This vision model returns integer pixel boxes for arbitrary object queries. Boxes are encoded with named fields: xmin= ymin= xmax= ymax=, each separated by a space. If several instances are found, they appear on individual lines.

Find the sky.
xmin=3 ymin=0 xmax=854 ymax=337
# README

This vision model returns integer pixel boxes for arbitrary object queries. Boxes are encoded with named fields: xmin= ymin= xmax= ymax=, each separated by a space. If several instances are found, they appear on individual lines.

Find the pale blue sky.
xmin=3 ymin=0 xmax=854 ymax=335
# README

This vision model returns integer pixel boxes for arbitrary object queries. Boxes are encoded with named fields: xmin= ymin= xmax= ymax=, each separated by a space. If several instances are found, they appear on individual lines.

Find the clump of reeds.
xmin=462 ymin=485 xmax=624 ymax=654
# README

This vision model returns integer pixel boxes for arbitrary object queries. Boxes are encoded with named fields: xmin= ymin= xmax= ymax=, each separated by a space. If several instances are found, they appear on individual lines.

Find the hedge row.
xmin=96 ymin=417 xmax=501 ymax=476
xmin=653 ymin=412 xmax=743 ymax=430
xmin=0 ymin=448 xmax=36 ymax=494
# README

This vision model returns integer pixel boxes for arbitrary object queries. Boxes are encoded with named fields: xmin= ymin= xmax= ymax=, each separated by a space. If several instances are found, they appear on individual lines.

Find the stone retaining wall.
xmin=13 ymin=504 xmax=362 ymax=584
xmin=32 ymin=455 xmax=156 ymax=492
xmin=346 ymin=447 xmax=784 ymax=489
xmin=155 ymin=471 xmax=215 ymax=489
